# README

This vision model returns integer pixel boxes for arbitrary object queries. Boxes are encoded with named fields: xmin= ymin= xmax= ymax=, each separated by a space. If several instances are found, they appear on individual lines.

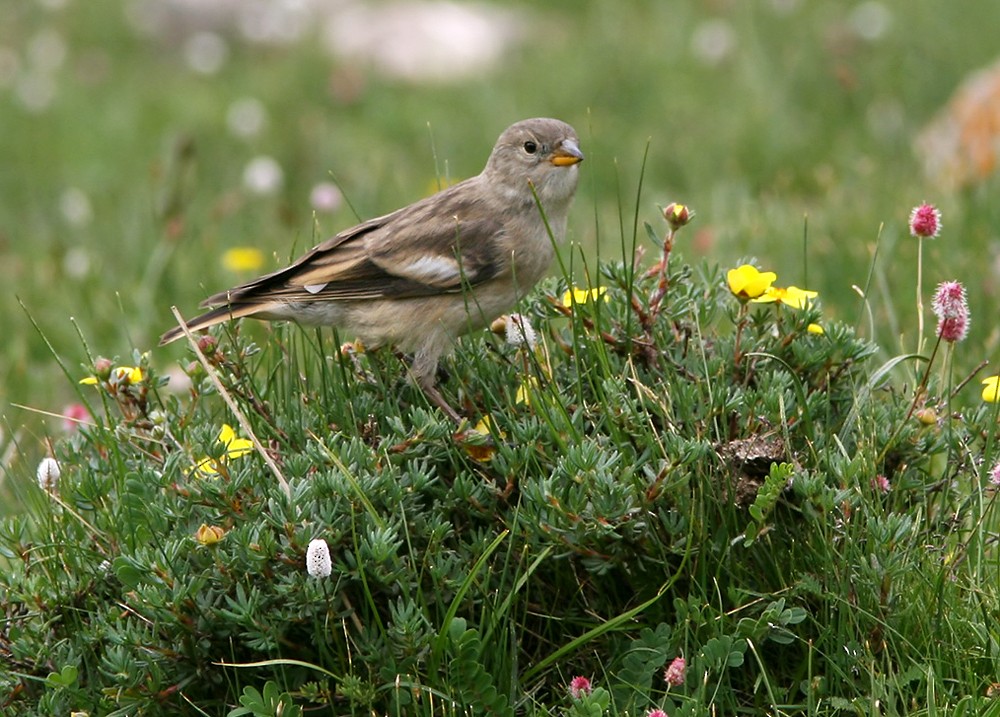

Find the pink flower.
xmin=310 ymin=181 xmax=343 ymax=213
xmin=989 ymin=461 xmax=1000 ymax=487
xmin=664 ymin=656 xmax=686 ymax=686
xmin=61 ymin=403 xmax=90 ymax=433
xmin=647 ymin=710 xmax=669 ymax=717
xmin=931 ymin=281 xmax=969 ymax=343
xmin=909 ymin=203 xmax=941 ymax=239
xmin=871 ymin=474 xmax=891 ymax=493
xmin=568 ymin=676 xmax=592 ymax=699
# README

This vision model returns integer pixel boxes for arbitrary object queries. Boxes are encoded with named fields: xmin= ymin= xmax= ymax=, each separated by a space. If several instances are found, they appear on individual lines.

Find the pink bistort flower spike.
xmin=989 ymin=461 xmax=1000 ymax=487
xmin=909 ymin=203 xmax=941 ymax=239
xmin=931 ymin=280 xmax=970 ymax=343
xmin=871 ymin=474 xmax=891 ymax=493
xmin=664 ymin=656 xmax=687 ymax=686
xmin=647 ymin=709 xmax=669 ymax=717
xmin=568 ymin=676 xmax=592 ymax=699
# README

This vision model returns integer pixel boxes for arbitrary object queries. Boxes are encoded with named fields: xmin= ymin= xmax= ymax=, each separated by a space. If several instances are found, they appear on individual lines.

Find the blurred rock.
xmin=321 ymin=1 xmax=525 ymax=83
xmin=917 ymin=57 xmax=1000 ymax=189
xmin=126 ymin=0 xmax=527 ymax=83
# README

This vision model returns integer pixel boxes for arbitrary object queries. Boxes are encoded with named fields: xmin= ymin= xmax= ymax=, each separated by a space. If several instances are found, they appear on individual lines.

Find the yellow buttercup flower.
xmin=752 ymin=285 xmax=818 ymax=310
xmin=80 ymin=366 xmax=143 ymax=385
xmin=807 ymin=323 xmax=825 ymax=335
xmin=222 ymin=247 xmax=265 ymax=273
xmin=191 ymin=424 xmax=254 ymax=477
xmin=727 ymin=265 xmax=776 ymax=300
xmin=562 ymin=286 xmax=608 ymax=307
xmin=982 ymin=375 xmax=1000 ymax=403
xmin=218 ymin=424 xmax=253 ymax=458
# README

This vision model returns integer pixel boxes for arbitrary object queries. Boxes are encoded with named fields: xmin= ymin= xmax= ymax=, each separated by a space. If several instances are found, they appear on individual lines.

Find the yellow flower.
xmin=191 ymin=424 xmax=254 ymax=476
xmin=218 ymin=424 xmax=253 ymax=458
xmin=562 ymin=286 xmax=608 ymax=307
xmin=727 ymin=265 xmax=776 ymax=300
xmin=195 ymin=523 xmax=225 ymax=545
xmin=79 ymin=365 xmax=143 ymax=385
xmin=807 ymin=323 xmax=824 ymax=335
xmin=752 ymin=285 xmax=818 ymax=310
xmin=515 ymin=375 xmax=541 ymax=406
xmin=222 ymin=247 xmax=265 ymax=273
xmin=982 ymin=375 xmax=1000 ymax=403
xmin=116 ymin=366 xmax=144 ymax=383
xmin=473 ymin=415 xmax=500 ymax=437
xmin=463 ymin=414 xmax=503 ymax=461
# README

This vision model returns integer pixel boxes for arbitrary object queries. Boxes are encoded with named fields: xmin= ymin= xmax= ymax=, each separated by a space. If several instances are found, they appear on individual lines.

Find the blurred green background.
xmin=3 ymin=0 xmax=1000 ymax=476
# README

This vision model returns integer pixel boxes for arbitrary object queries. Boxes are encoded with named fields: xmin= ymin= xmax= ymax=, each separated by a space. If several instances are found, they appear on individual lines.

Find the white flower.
xmin=226 ymin=97 xmax=267 ymax=139
xmin=36 ymin=457 xmax=60 ymax=491
xmin=504 ymin=313 xmax=537 ymax=350
xmin=306 ymin=538 xmax=332 ymax=578
xmin=243 ymin=155 xmax=284 ymax=196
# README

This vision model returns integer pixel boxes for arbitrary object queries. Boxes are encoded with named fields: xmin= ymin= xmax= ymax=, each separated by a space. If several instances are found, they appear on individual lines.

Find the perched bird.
xmin=160 ymin=117 xmax=583 ymax=421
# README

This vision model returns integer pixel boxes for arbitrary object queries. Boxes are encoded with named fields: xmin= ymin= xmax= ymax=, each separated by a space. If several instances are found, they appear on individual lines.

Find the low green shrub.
xmin=2 ymin=211 xmax=998 ymax=716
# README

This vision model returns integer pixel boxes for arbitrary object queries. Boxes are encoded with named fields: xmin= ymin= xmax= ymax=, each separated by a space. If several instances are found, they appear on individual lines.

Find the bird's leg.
xmin=396 ymin=349 xmax=464 ymax=424
xmin=418 ymin=377 xmax=464 ymax=424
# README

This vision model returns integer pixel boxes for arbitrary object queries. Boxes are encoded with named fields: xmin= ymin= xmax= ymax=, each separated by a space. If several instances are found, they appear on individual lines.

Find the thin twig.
xmin=169 ymin=306 xmax=291 ymax=500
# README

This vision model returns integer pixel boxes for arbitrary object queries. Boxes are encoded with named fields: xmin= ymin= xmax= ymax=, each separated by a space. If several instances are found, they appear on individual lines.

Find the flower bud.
xmin=663 ymin=202 xmax=693 ymax=231
xmin=195 ymin=524 xmax=225 ymax=545
xmin=94 ymin=357 xmax=114 ymax=380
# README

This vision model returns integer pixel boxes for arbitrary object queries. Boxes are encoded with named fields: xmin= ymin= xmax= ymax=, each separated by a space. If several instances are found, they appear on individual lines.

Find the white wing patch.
xmin=400 ymin=255 xmax=462 ymax=285
xmin=304 ymin=283 xmax=327 ymax=294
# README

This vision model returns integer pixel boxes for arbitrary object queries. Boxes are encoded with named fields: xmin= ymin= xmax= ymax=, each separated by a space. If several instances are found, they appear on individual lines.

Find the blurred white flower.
xmin=306 ymin=538 xmax=332 ymax=578
xmin=227 ymin=97 xmax=267 ymax=138
xmin=37 ymin=457 xmax=60 ymax=491
xmin=15 ymin=71 xmax=56 ymax=113
xmin=60 ymin=187 xmax=93 ymax=227
xmin=28 ymin=28 xmax=67 ymax=72
xmin=691 ymin=19 xmax=736 ymax=65
xmin=848 ymin=2 xmax=892 ymax=42
xmin=63 ymin=247 xmax=91 ymax=279
xmin=310 ymin=182 xmax=343 ymax=213
xmin=243 ymin=155 xmax=284 ymax=195
xmin=183 ymin=31 xmax=228 ymax=74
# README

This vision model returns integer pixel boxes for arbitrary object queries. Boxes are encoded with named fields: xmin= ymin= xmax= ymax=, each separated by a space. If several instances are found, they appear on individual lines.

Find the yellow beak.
xmin=550 ymin=138 xmax=584 ymax=166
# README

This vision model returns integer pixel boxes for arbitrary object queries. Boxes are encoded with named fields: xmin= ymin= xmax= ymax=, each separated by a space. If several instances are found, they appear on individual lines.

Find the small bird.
xmin=160 ymin=117 xmax=583 ymax=421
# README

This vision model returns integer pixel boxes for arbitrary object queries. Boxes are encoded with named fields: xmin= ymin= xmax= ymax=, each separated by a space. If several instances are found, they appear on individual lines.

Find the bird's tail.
xmin=159 ymin=302 xmax=269 ymax=345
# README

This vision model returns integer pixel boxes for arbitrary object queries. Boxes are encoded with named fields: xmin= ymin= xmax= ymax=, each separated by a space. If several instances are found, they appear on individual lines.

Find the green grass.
xmin=3 ymin=1 xmax=1000 ymax=714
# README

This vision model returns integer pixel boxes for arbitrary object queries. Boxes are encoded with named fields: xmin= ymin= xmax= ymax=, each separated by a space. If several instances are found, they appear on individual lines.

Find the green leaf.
xmin=44 ymin=664 xmax=78 ymax=688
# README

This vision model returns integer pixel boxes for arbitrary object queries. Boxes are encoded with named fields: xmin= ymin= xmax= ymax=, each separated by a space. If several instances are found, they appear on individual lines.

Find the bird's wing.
xmin=201 ymin=178 xmax=507 ymax=307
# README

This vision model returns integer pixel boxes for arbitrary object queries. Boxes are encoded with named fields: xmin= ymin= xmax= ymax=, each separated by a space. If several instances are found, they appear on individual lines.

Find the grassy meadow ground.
xmin=3 ymin=1 xmax=1000 ymax=714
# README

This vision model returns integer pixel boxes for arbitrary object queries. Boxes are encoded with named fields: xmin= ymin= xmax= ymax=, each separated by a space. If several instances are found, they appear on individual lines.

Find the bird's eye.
xmin=523 ymin=140 xmax=538 ymax=154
